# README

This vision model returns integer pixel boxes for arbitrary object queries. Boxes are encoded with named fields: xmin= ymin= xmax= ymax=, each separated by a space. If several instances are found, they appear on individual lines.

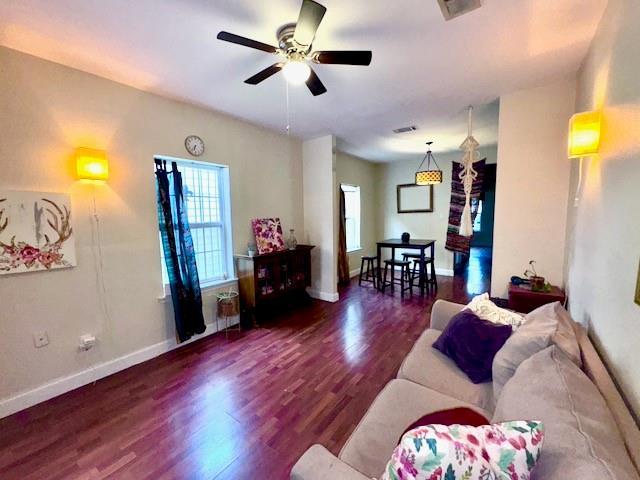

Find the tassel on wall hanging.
xmin=458 ymin=106 xmax=480 ymax=237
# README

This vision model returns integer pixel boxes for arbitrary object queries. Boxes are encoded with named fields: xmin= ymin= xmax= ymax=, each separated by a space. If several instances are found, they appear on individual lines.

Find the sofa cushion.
xmin=493 ymin=346 xmax=639 ymax=480
xmin=492 ymin=302 xmax=582 ymax=400
xmin=433 ymin=310 xmax=512 ymax=384
xmin=552 ymin=302 xmax=582 ymax=366
xmin=291 ymin=445 xmax=371 ymax=480
xmin=397 ymin=329 xmax=494 ymax=410
xmin=339 ymin=379 xmax=490 ymax=478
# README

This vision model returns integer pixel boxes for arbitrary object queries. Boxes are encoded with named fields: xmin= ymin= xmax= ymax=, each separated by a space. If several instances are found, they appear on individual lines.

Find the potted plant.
xmin=524 ymin=260 xmax=550 ymax=292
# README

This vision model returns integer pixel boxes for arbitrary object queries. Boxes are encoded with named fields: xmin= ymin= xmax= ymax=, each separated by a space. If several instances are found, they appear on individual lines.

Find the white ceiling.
xmin=0 ymin=0 xmax=606 ymax=162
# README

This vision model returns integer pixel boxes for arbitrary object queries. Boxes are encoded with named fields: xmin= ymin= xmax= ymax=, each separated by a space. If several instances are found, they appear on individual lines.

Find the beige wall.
xmin=491 ymin=79 xmax=575 ymax=298
xmin=378 ymin=146 xmax=497 ymax=275
xmin=335 ymin=151 xmax=380 ymax=274
xmin=303 ymin=135 xmax=338 ymax=301
xmin=565 ymin=0 xmax=640 ymax=415
xmin=0 ymin=46 xmax=303 ymax=413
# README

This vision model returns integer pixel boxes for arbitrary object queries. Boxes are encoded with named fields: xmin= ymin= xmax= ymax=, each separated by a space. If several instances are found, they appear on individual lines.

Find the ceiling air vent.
xmin=393 ymin=126 xmax=418 ymax=134
xmin=437 ymin=0 xmax=483 ymax=21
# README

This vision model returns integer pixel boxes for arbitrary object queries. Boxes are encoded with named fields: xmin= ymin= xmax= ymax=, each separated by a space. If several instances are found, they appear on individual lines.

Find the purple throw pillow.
xmin=432 ymin=310 xmax=512 ymax=384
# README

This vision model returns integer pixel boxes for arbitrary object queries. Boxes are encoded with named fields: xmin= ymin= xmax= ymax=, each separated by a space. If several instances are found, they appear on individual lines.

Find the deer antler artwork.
xmin=0 ymin=194 xmax=75 ymax=273
xmin=41 ymin=198 xmax=73 ymax=248
xmin=0 ymin=198 xmax=9 ymax=252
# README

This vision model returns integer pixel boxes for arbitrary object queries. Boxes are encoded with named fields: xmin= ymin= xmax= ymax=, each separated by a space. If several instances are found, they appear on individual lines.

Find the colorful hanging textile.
xmin=155 ymin=159 xmax=205 ymax=343
xmin=458 ymin=106 xmax=481 ymax=237
xmin=445 ymin=159 xmax=486 ymax=255
xmin=337 ymin=187 xmax=350 ymax=284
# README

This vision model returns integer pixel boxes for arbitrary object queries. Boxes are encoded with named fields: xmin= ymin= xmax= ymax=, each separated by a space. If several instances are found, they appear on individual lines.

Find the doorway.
xmin=453 ymin=163 xmax=496 ymax=294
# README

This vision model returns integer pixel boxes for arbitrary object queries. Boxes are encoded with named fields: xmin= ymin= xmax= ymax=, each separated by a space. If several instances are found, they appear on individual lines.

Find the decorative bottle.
xmin=286 ymin=229 xmax=298 ymax=250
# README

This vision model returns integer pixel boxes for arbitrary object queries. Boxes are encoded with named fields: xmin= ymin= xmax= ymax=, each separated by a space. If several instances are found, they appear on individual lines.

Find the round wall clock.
xmin=184 ymin=135 xmax=205 ymax=156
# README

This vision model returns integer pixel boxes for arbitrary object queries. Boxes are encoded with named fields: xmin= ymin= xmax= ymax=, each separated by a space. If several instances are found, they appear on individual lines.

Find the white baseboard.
xmin=0 ymin=319 xmax=238 ymax=419
xmin=307 ymin=288 xmax=340 ymax=303
xmin=436 ymin=268 xmax=454 ymax=277
xmin=349 ymin=268 xmax=361 ymax=278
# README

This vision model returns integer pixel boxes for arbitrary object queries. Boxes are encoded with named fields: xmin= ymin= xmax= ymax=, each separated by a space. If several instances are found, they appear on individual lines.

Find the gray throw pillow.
xmin=493 ymin=346 xmax=639 ymax=480
xmin=492 ymin=302 xmax=581 ymax=400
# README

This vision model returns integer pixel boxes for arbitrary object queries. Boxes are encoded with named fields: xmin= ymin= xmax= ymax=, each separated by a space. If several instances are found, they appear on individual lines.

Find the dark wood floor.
xmin=0 ymin=271 xmax=489 ymax=480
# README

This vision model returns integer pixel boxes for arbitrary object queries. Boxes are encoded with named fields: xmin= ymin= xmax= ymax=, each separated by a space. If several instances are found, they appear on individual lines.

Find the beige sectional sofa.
xmin=291 ymin=300 xmax=640 ymax=480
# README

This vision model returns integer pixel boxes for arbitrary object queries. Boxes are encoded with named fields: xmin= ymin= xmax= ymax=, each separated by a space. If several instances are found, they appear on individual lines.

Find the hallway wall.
xmin=491 ymin=79 xmax=575 ymax=298
xmin=335 ymin=151 xmax=381 ymax=274
xmin=565 ymin=0 xmax=640 ymax=416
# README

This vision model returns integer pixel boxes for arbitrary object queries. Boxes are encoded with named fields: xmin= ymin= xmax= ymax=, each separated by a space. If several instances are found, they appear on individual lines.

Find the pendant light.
xmin=415 ymin=141 xmax=443 ymax=185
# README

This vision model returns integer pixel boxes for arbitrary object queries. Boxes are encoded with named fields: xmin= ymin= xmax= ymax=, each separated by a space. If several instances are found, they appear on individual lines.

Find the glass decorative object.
xmin=286 ymin=229 xmax=298 ymax=250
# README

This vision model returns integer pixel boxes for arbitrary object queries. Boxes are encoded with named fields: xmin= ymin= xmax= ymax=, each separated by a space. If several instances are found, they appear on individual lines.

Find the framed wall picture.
xmin=635 ymin=259 xmax=640 ymax=306
xmin=251 ymin=217 xmax=285 ymax=254
xmin=397 ymin=184 xmax=434 ymax=213
xmin=0 ymin=190 xmax=76 ymax=275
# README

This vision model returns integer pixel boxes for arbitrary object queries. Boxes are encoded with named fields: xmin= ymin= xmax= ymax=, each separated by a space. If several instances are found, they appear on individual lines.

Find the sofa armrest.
xmin=290 ymin=445 xmax=371 ymax=480
xmin=430 ymin=299 xmax=465 ymax=331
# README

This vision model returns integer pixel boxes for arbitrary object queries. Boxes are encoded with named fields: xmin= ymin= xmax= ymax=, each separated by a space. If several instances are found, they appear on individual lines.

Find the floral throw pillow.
xmin=251 ymin=217 xmax=285 ymax=254
xmin=381 ymin=420 xmax=544 ymax=480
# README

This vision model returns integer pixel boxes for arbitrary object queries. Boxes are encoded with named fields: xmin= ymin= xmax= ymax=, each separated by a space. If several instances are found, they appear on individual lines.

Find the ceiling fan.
xmin=217 ymin=0 xmax=372 ymax=96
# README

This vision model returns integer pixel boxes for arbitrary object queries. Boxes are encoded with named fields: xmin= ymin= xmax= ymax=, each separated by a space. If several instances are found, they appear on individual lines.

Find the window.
xmin=473 ymin=200 xmax=483 ymax=233
xmin=157 ymin=157 xmax=233 ymax=289
xmin=341 ymin=184 xmax=361 ymax=252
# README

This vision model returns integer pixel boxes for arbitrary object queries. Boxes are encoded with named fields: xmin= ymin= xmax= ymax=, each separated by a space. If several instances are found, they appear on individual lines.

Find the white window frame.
xmin=156 ymin=156 xmax=235 ymax=294
xmin=341 ymin=184 xmax=361 ymax=253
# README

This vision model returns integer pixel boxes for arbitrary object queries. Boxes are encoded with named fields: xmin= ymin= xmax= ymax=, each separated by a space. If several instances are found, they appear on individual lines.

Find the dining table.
xmin=376 ymin=238 xmax=437 ymax=294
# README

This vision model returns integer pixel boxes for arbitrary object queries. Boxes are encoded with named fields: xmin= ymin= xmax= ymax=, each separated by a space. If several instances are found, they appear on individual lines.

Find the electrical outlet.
xmin=33 ymin=331 xmax=49 ymax=348
xmin=79 ymin=334 xmax=97 ymax=351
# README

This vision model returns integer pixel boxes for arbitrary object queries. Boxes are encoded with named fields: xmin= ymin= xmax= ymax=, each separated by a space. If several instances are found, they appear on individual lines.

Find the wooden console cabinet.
xmin=235 ymin=245 xmax=314 ymax=326
xmin=508 ymin=282 xmax=566 ymax=313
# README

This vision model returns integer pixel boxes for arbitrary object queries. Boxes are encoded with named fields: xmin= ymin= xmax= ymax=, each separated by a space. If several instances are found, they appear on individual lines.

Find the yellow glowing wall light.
xmin=76 ymin=147 xmax=108 ymax=181
xmin=568 ymin=111 xmax=602 ymax=158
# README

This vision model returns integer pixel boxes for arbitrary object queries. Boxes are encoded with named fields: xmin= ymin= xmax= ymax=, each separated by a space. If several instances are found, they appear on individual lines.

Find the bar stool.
xmin=359 ymin=255 xmax=377 ymax=288
xmin=381 ymin=259 xmax=413 ymax=298
xmin=411 ymin=257 xmax=438 ymax=293
xmin=402 ymin=252 xmax=422 ymax=262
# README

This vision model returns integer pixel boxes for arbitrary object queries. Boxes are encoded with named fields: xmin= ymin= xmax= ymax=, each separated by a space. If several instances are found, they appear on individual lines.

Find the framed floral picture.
xmin=251 ymin=217 xmax=285 ymax=255
xmin=0 ymin=191 xmax=76 ymax=275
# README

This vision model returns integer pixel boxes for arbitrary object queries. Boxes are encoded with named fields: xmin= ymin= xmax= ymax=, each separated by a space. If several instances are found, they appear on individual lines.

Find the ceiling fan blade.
xmin=306 ymin=67 xmax=327 ymax=96
xmin=314 ymin=50 xmax=372 ymax=66
xmin=217 ymin=31 xmax=277 ymax=54
xmin=244 ymin=63 xmax=284 ymax=85
xmin=293 ymin=0 xmax=327 ymax=49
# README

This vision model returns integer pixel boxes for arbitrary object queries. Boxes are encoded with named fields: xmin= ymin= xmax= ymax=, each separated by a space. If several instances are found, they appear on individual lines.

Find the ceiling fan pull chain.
xmin=285 ymin=80 xmax=291 ymax=136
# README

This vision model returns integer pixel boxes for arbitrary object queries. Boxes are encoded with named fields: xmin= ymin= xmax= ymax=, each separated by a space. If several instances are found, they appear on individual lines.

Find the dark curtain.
xmin=445 ymin=159 xmax=486 ymax=255
xmin=337 ymin=187 xmax=350 ymax=284
xmin=155 ymin=159 xmax=205 ymax=343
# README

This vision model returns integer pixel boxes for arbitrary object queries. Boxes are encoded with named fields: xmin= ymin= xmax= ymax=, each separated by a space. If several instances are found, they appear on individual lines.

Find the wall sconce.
xmin=568 ymin=111 xmax=601 ymax=158
xmin=76 ymin=147 xmax=109 ymax=181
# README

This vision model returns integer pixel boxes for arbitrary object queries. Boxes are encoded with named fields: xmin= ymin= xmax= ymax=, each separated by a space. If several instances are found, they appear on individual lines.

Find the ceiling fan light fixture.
xmin=283 ymin=60 xmax=311 ymax=85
